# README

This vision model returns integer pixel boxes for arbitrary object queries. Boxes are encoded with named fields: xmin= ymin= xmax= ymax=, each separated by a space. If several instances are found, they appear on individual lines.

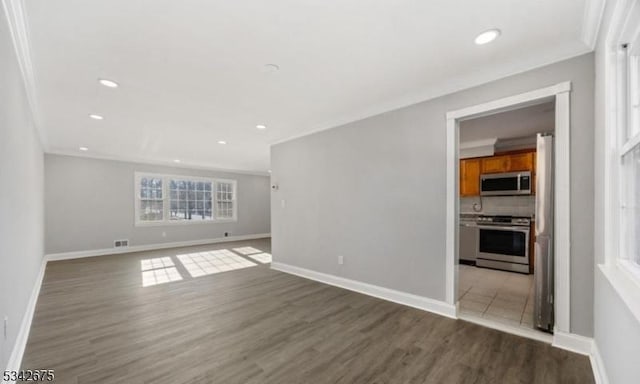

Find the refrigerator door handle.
xmin=534 ymin=235 xmax=554 ymax=332
xmin=534 ymin=241 xmax=543 ymax=322
xmin=547 ymin=239 xmax=554 ymax=305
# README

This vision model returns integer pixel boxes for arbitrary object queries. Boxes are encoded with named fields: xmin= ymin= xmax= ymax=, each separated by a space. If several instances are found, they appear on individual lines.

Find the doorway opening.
xmin=445 ymin=82 xmax=571 ymax=344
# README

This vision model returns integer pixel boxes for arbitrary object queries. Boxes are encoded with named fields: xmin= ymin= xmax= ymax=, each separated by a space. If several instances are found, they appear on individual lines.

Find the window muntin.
xmin=135 ymin=173 xmax=236 ymax=225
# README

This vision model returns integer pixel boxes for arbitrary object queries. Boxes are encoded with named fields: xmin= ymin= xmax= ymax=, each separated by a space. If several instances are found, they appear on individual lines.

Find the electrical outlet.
xmin=281 ymin=199 xmax=286 ymax=208
xmin=162 ymin=231 xmax=167 ymax=238
xmin=338 ymin=255 xmax=344 ymax=265
xmin=4 ymin=316 xmax=7 ymax=340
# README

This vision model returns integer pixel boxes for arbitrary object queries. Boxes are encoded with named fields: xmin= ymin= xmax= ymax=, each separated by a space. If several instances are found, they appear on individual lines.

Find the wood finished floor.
xmin=22 ymin=238 xmax=594 ymax=384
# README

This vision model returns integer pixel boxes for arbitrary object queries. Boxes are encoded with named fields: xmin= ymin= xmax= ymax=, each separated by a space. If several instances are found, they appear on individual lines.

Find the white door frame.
xmin=445 ymin=81 xmax=572 ymax=335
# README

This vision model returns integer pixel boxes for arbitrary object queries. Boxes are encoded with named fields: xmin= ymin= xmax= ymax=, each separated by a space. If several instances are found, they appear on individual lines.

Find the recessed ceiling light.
xmin=261 ymin=64 xmax=280 ymax=73
xmin=474 ymin=29 xmax=501 ymax=45
xmin=89 ymin=114 xmax=104 ymax=120
xmin=173 ymin=159 xmax=181 ymax=163
xmin=98 ymin=78 xmax=119 ymax=88
xmin=217 ymin=140 xmax=227 ymax=145
xmin=79 ymin=146 xmax=89 ymax=151
xmin=267 ymin=169 xmax=272 ymax=173
xmin=256 ymin=124 xmax=267 ymax=130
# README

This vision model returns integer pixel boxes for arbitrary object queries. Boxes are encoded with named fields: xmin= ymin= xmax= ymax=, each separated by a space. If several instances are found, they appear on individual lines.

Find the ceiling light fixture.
xmin=261 ymin=64 xmax=280 ymax=73
xmin=98 ymin=78 xmax=119 ymax=88
xmin=173 ymin=159 xmax=181 ymax=163
xmin=256 ymin=124 xmax=267 ymax=130
xmin=79 ymin=146 xmax=89 ymax=151
xmin=474 ymin=29 xmax=501 ymax=45
xmin=267 ymin=169 xmax=272 ymax=173
xmin=217 ymin=140 xmax=227 ymax=145
xmin=89 ymin=114 xmax=104 ymax=120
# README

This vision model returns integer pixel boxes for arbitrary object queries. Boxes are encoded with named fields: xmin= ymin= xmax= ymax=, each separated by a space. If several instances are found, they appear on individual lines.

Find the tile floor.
xmin=458 ymin=264 xmax=535 ymax=329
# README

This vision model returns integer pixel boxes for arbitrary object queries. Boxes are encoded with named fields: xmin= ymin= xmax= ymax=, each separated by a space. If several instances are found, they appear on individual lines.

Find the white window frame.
xmin=214 ymin=180 xmax=236 ymax=220
xmin=601 ymin=0 xmax=640 ymax=321
xmin=134 ymin=172 xmax=237 ymax=226
xmin=618 ymin=37 xmax=640 ymax=280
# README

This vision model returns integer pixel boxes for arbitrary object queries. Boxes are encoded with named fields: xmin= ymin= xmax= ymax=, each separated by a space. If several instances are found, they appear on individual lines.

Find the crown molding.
xmin=1 ymin=0 xmax=48 ymax=150
xmin=46 ymin=149 xmax=271 ymax=177
xmin=581 ymin=0 xmax=606 ymax=50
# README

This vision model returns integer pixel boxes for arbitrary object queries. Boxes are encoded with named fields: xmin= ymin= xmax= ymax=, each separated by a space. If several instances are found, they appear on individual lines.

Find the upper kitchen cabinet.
xmin=460 ymin=158 xmax=481 ymax=197
xmin=507 ymin=152 xmax=535 ymax=172
xmin=481 ymin=155 xmax=510 ymax=173
xmin=481 ymin=151 xmax=535 ymax=174
xmin=460 ymin=150 xmax=537 ymax=197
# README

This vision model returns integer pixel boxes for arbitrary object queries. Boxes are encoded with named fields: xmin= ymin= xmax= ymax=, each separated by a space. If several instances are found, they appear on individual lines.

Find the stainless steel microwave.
xmin=480 ymin=171 xmax=532 ymax=196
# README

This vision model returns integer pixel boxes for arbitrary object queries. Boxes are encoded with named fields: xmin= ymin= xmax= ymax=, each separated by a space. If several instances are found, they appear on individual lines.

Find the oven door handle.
xmin=477 ymin=225 xmax=530 ymax=233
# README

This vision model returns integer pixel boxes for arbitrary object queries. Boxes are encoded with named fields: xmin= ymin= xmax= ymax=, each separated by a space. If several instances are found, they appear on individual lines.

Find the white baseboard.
xmin=46 ymin=233 xmax=271 ymax=261
xmin=552 ymin=330 xmax=593 ymax=355
xmin=552 ymin=331 xmax=611 ymax=384
xmin=270 ymin=262 xmax=456 ymax=319
xmin=4 ymin=256 xmax=47 ymax=384
xmin=590 ymin=342 xmax=609 ymax=384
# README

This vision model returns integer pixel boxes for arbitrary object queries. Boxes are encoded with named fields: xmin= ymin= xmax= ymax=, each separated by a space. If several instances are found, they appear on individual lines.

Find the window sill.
xmin=598 ymin=263 xmax=640 ymax=323
xmin=135 ymin=218 xmax=238 ymax=227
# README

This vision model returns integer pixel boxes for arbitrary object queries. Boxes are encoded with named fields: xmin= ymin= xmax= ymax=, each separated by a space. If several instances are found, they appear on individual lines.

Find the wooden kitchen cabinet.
xmin=481 ymin=155 xmax=510 ymax=173
xmin=459 ymin=158 xmax=481 ymax=197
xmin=459 ymin=150 xmax=537 ymax=197
xmin=508 ymin=152 xmax=535 ymax=172
xmin=482 ymin=151 xmax=535 ymax=173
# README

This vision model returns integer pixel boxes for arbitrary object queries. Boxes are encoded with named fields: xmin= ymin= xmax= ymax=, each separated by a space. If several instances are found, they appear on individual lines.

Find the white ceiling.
xmin=24 ymin=0 xmax=590 ymax=173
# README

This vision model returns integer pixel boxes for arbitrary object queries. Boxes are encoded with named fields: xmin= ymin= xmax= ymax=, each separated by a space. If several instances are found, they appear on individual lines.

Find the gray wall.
xmin=45 ymin=155 xmax=270 ymax=254
xmin=272 ymin=53 xmax=595 ymax=337
xmin=0 ymin=8 xmax=45 ymax=370
xmin=593 ymin=272 xmax=639 ymax=383
xmin=592 ymin=0 xmax=640 ymax=382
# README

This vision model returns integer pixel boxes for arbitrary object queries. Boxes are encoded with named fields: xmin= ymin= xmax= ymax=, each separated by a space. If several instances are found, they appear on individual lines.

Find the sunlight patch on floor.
xmin=141 ymin=257 xmax=183 ymax=287
xmin=177 ymin=249 xmax=257 ymax=278
xmin=232 ymin=246 xmax=263 ymax=255
xmin=246 ymin=253 xmax=272 ymax=264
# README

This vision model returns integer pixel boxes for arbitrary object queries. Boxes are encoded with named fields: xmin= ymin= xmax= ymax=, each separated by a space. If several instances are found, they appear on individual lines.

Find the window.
xmin=610 ymin=3 xmax=640 ymax=281
xmin=216 ymin=181 xmax=235 ymax=219
xmin=169 ymin=179 xmax=213 ymax=221
xmin=621 ymin=40 xmax=640 ymax=269
xmin=139 ymin=176 xmax=163 ymax=222
xmin=135 ymin=173 xmax=236 ymax=225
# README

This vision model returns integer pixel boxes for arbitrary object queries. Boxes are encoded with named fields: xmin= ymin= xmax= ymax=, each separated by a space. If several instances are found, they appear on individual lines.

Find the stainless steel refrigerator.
xmin=534 ymin=133 xmax=554 ymax=333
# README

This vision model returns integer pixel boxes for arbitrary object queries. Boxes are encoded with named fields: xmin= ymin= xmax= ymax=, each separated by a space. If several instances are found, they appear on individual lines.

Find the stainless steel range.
xmin=476 ymin=215 xmax=531 ymax=274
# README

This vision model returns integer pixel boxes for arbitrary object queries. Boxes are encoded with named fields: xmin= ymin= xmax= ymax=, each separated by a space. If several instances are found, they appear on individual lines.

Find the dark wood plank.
xmin=21 ymin=238 xmax=593 ymax=384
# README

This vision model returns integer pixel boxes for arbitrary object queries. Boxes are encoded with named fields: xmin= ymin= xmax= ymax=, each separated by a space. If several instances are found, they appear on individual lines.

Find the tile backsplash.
xmin=460 ymin=195 xmax=535 ymax=217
